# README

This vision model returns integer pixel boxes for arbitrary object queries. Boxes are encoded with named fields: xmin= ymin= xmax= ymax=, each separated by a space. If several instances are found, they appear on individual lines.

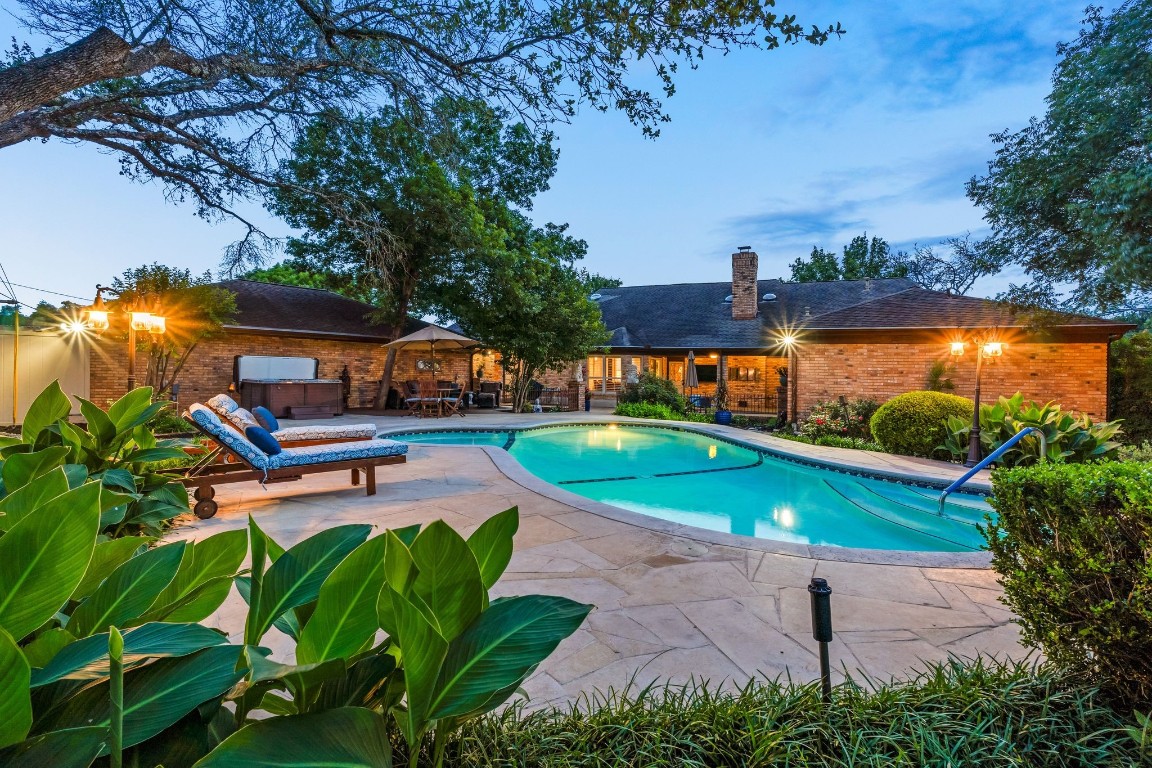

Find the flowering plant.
xmin=800 ymin=398 xmax=879 ymax=440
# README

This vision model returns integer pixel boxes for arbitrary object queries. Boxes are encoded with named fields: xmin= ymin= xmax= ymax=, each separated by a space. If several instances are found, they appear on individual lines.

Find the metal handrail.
xmin=937 ymin=426 xmax=1047 ymax=515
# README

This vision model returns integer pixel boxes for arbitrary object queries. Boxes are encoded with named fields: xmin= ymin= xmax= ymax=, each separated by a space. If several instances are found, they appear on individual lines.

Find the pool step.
xmin=822 ymin=478 xmax=983 ymax=550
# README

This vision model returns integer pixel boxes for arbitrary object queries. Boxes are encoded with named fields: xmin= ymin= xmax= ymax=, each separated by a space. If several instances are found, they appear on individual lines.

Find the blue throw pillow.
xmin=253 ymin=406 xmax=280 ymax=433
xmin=245 ymin=425 xmax=282 ymax=456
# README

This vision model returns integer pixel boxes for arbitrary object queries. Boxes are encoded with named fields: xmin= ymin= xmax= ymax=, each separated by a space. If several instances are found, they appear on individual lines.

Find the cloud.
xmin=726 ymin=202 xmax=870 ymax=245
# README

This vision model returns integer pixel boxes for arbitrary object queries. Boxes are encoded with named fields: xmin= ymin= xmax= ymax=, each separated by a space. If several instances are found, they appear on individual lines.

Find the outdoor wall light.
xmin=59 ymin=320 xmax=88 ymax=334
xmin=950 ymin=341 xmax=966 ymax=356
xmin=779 ymin=334 xmax=797 ymax=347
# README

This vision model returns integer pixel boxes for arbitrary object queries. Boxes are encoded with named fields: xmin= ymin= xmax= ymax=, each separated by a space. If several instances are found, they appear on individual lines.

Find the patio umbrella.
xmin=684 ymin=350 xmax=699 ymax=392
xmin=386 ymin=325 xmax=480 ymax=377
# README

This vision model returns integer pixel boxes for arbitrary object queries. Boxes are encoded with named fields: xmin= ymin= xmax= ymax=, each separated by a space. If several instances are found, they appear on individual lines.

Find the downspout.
xmin=789 ymin=347 xmax=798 ymax=428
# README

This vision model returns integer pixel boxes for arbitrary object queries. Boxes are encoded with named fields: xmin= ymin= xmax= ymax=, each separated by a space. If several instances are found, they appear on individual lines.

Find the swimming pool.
xmin=390 ymin=424 xmax=993 ymax=552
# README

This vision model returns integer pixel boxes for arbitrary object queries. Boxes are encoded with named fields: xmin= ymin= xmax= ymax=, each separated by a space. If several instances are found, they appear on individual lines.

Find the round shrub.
xmin=987 ymin=461 xmax=1152 ymax=708
xmin=869 ymin=391 xmax=973 ymax=458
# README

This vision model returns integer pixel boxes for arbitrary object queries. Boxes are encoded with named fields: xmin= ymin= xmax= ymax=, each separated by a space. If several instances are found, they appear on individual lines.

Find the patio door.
xmin=588 ymin=355 xmax=639 ymax=393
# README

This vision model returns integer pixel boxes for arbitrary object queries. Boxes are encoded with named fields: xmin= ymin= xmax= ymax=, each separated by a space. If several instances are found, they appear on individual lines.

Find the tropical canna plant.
xmin=941 ymin=392 xmax=1123 ymax=466
xmin=0 ymin=381 xmax=191 ymax=537
xmin=0 ymin=470 xmax=249 ymax=767
xmin=0 ymin=465 xmax=591 ymax=768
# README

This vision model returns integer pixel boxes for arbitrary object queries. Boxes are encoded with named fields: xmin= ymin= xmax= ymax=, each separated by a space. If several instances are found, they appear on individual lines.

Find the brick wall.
xmin=794 ymin=342 xmax=1109 ymax=418
xmin=90 ymin=331 xmax=473 ymax=410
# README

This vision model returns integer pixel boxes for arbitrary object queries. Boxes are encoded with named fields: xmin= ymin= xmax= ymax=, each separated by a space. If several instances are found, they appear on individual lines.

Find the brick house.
xmin=90 ymin=280 xmax=473 ymax=410
xmin=585 ymin=250 xmax=1133 ymax=419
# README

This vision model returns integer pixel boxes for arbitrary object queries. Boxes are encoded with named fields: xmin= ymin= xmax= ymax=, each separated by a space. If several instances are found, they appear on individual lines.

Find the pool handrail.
xmin=937 ymin=427 xmax=1047 ymax=515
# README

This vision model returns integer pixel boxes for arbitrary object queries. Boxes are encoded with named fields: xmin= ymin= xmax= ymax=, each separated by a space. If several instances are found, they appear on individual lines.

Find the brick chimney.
xmin=731 ymin=247 xmax=758 ymax=320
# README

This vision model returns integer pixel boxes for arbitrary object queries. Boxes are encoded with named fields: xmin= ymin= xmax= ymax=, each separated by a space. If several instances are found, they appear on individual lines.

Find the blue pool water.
xmin=393 ymin=425 xmax=993 ymax=552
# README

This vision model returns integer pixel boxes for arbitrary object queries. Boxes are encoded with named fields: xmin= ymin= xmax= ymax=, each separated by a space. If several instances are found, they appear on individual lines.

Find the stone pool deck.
xmin=169 ymin=410 xmax=1028 ymax=709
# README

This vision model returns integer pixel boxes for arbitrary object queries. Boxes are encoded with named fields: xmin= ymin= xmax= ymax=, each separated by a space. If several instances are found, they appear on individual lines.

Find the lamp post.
xmin=83 ymin=285 xmax=166 ymax=391
xmin=951 ymin=338 xmax=1004 ymax=467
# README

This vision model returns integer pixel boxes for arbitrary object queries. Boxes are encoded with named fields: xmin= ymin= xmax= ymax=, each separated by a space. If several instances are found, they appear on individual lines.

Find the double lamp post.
xmin=950 ymin=338 xmax=1003 ymax=468
xmin=81 ymin=285 xmax=167 ymax=389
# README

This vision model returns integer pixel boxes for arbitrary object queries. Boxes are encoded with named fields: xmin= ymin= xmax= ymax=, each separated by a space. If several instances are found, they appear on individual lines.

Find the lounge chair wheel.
xmin=194 ymin=485 xmax=215 ymax=501
xmin=194 ymin=498 xmax=219 ymax=519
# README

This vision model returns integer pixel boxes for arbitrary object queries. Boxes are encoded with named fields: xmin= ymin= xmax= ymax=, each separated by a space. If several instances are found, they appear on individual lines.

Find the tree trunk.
xmin=375 ymin=347 xmax=399 ymax=409
xmin=373 ymin=273 xmax=417 ymax=408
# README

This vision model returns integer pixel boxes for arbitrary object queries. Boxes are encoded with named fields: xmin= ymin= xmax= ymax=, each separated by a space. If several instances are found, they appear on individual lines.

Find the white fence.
xmin=0 ymin=329 xmax=89 ymax=426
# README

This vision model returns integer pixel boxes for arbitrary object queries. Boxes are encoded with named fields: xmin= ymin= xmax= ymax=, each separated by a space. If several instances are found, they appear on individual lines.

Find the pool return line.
xmin=937 ymin=427 xmax=1046 ymax=515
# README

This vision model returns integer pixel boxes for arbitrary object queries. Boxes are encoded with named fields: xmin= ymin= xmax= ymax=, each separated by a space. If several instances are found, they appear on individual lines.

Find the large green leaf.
xmin=2 ymin=447 xmax=69 ymax=494
xmin=429 ymin=594 xmax=592 ymax=720
xmin=121 ymin=447 xmax=189 ymax=464
xmin=246 ymin=524 xmax=370 ymax=644
xmin=0 ymin=467 xmax=69 ymax=532
xmin=77 ymin=398 xmax=117 ymax=445
xmin=246 ymin=651 xmax=348 ymax=710
xmin=106 ymin=388 xmax=156 ymax=433
xmin=192 ymin=707 xmax=392 ymax=768
xmin=0 ymin=628 xmax=32 ymax=748
xmin=0 ymin=483 xmax=101 ymax=640
xmin=410 ymin=520 xmax=485 ymax=641
xmin=467 ymin=506 xmax=519 ymax=590
xmin=21 ymin=380 xmax=71 ymax=443
xmin=0 ymin=727 xmax=105 ymax=768
xmin=68 ymin=541 xmax=186 ymax=637
xmin=146 ymin=529 xmax=247 ymax=623
xmin=21 ymin=628 xmax=75 ymax=668
xmin=388 ymin=589 xmax=448 ymax=749
xmin=296 ymin=535 xmax=389 ymax=665
xmin=31 ymin=623 xmax=227 ymax=687
xmin=33 ymin=645 xmax=246 ymax=753
xmin=70 ymin=538 xmax=148 ymax=602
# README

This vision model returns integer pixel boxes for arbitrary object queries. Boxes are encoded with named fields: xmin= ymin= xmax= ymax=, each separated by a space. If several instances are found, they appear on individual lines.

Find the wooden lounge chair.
xmin=178 ymin=404 xmax=407 ymax=519
xmin=205 ymin=394 xmax=377 ymax=447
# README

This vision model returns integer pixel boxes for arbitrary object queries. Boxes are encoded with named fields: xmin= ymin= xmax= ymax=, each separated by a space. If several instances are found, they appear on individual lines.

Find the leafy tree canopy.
xmin=967 ymin=1 xmax=1152 ymax=313
xmin=787 ymin=234 xmax=906 ymax=282
xmin=241 ymin=260 xmax=381 ymax=306
xmin=0 ymin=0 xmax=840 ymax=252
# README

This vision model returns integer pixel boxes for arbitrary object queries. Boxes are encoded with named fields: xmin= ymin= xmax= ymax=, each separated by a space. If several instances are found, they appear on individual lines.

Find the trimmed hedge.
xmin=987 ymin=461 xmax=1152 ymax=708
xmin=869 ymin=391 xmax=973 ymax=458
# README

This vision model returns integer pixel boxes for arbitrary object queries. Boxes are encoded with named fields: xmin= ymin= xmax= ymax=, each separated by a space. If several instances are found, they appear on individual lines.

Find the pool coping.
xmin=381 ymin=420 xmax=995 ymax=568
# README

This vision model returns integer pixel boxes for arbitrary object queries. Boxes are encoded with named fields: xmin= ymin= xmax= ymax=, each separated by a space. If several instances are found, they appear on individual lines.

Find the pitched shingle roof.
xmin=217 ymin=279 xmax=429 ymax=341
xmin=593 ymin=278 xmax=1130 ymax=349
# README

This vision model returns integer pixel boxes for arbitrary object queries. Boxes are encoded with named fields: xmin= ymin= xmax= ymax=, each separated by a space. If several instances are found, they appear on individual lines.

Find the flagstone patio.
xmin=169 ymin=414 xmax=1030 ymax=710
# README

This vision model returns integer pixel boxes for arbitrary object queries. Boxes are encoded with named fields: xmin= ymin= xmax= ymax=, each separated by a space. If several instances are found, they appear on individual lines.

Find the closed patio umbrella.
xmin=684 ymin=350 xmax=699 ymax=394
xmin=386 ymin=325 xmax=480 ymax=378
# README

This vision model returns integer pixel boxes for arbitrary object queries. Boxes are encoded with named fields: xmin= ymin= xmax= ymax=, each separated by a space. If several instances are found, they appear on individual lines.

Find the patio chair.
xmin=205 ymin=394 xmax=377 ymax=447
xmin=475 ymin=381 xmax=502 ymax=409
xmin=417 ymin=380 xmax=443 ymax=417
xmin=403 ymin=380 xmax=424 ymax=416
xmin=179 ymin=404 xmax=407 ymax=519
xmin=440 ymin=384 xmax=466 ymax=418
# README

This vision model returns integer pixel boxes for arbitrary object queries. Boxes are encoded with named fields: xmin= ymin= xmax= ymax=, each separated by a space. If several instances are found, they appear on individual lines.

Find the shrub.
xmin=800 ymin=398 xmax=879 ymax=440
xmin=1119 ymin=442 xmax=1152 ymax=462
xmin=617 ymin=372 xmax=686 ymax=413
xmin=1110 ymin=331 xmax=1152 ymax=444
xmin=869 ymin=391 xmax=973 ymax=458
xmin=450 ymin=660 xmax=1144 ymax=767
xmin=986 ymin=461 xmax=1152 ymax=708
xmin=613 ymin=402 xmax=713 ymax=423
xmin=943 ymin=393 xmax=1122 ymax=466
xmin=814 ymin=435 xmax=885 ymax=452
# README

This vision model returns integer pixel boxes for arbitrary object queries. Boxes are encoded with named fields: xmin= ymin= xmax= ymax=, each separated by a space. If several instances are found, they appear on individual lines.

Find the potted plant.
xmin=714 ymin=376 xmax=732 ymax=425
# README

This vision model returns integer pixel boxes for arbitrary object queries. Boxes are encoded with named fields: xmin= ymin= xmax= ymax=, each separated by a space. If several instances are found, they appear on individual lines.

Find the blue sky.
xmin=0 ymin=1 xmax=1115 ymax=309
